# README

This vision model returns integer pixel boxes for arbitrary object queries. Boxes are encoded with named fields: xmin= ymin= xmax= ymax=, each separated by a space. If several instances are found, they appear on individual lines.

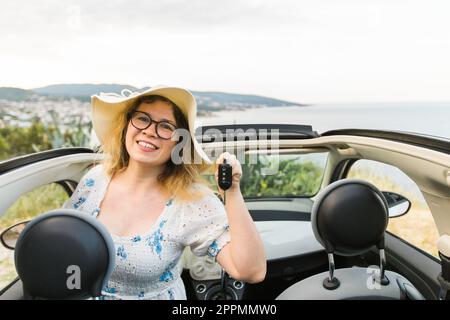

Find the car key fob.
xmin=218 ymin=159 xmax=232 ymax=191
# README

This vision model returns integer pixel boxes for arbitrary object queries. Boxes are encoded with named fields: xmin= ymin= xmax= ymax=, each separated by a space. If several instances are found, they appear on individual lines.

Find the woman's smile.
xmin=136 ymin=139 xmax=160 ymax=153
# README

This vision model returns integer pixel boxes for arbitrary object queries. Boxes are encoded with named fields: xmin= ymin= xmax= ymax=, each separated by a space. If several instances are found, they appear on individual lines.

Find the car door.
xmin=0 ymin=148 xmax=97 ymax=299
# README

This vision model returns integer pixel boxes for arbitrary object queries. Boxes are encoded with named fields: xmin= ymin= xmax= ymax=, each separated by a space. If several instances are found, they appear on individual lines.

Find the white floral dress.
xmin=62 ymin=164 xmax=231 ymax=300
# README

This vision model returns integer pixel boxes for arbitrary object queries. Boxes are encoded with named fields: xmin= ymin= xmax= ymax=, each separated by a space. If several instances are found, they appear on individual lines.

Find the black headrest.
xmin=14 ymin=209 xmax=115 ymax=300
xmin=311 ymin=179 xmax=389 ymax=256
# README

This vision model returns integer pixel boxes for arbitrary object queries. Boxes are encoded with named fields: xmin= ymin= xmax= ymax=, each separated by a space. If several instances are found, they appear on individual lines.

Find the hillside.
xmin=33 ymin=83 xmax=138 ymax=98
xmin=32 ymin=84 xmax=306 ymax=109
xmin=0 ymin=84 xmax=307 ymax=121
xmin=0 ymin=87 xmax=38 ymax=102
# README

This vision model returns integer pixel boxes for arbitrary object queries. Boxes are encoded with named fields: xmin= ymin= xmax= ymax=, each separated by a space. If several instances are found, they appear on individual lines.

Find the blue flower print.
xmin=146 ymin=220 xmax=167 ymax=258
xmin=92 ymin=207 xmax=100 ymax=217
xmin=103 ymin=285 xmax=116 ymax=294
xmin=131 ymin=235 xmax=141 ymax=242
xmin=85 ymin=178 xmax=95 ymax=187
xmin=138 ymin=291 xmax=145 ymax=299
xmin=159 ymin=260 xmax=177 ymax=283
xmin=168 ymin=289 xmax=175 ymax=300
xmin=207 ymin=240 xmax=220 ymax=257
xmin=117 ymin=245 xmax=127 ymax=260
xmin=159 ymin=270 xmax=173 ymax=282
xmin=166 ymin=198 xmax=173 ymax=207
xmin=224 ymin=224 xmax=230 ymax=231
xmin=73 ymin=196 xmax=86 ymax=209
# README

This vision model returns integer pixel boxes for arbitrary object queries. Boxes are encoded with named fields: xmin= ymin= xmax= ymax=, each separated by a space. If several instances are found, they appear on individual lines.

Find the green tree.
xmin=0 ymin=116 xmax=92 ymax=161
xmin=240 ymin=156 xmax=323 ymax=197
xmin=0 ymin=121 xmax=53 ymax=160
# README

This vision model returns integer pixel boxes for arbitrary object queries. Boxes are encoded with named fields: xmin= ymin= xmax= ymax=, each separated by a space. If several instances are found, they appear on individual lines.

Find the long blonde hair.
xmin=98 ymin=95 xmax=212 ymax=202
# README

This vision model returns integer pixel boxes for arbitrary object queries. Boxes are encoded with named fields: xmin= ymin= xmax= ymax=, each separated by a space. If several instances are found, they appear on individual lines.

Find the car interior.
xmin=0 ymin=126 xmax=449 ymax=300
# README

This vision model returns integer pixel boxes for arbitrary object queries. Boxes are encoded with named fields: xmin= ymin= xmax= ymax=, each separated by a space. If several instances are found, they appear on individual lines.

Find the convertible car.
xmin=0 ymin=124 xmax=449 ymax=300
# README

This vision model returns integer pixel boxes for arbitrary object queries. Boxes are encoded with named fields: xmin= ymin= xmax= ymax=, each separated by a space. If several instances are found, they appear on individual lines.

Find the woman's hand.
xmin=214 ymin=152 xmax=267 ymax=283
xmin=214 ymin=152 xmax=243 ymax=197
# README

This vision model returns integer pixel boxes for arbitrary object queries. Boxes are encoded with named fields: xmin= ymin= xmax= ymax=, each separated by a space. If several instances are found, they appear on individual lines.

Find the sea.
xmin=198 ymin=102 xmax=449 ymax=139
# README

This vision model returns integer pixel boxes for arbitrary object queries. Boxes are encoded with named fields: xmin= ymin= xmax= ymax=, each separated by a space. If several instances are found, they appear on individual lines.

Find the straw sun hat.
xmin=91 ymin=85 xmax=212 ymax=164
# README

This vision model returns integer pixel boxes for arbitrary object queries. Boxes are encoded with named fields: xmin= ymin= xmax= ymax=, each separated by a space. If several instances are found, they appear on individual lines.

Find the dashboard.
xmin=180 ymin=198 xmax=326 ymax=299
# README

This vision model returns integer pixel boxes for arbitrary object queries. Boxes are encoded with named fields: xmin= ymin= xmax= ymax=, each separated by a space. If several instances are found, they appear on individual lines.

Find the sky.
xmin=0 ymin=0 xmax=449 ymax=104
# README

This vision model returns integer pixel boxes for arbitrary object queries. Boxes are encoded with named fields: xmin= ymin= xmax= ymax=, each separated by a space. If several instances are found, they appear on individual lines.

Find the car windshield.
xmin=204 ymin=151 xmax=328 ymax=198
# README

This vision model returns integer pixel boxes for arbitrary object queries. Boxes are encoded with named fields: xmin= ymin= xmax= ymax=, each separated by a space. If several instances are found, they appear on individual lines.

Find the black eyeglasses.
xmin=129 ymin=111 xmax=177 ymax=140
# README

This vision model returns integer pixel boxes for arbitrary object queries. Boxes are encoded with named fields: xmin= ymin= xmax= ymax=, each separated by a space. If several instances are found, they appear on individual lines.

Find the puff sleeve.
xmin=179 ymin=190 xmax=231 ymax=259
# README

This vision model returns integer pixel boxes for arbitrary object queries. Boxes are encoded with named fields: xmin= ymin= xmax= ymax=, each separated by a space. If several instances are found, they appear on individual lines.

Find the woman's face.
xmin=125 ymin=100 xmax=178 ymax=167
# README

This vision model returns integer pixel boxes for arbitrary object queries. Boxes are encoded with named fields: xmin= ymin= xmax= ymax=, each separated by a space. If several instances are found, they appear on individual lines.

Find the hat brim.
xmin=91 ymin=86 xmax=211 ymax=164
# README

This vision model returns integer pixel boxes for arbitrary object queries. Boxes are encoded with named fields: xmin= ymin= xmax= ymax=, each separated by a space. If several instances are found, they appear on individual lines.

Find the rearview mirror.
xmin=0 ymin=221 xmax=29 ymax=250
xmin=382 ymin=191 xmax=411 ymax=218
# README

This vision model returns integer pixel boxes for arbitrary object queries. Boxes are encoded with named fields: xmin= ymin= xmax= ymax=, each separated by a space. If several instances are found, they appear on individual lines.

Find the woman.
xmin=63 ymin=86 xmax=266 ymax=300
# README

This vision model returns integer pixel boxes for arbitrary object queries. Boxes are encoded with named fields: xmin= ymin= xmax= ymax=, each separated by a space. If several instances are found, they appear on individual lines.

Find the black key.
xmin=218 ymin=159 xmax=233 ymax=191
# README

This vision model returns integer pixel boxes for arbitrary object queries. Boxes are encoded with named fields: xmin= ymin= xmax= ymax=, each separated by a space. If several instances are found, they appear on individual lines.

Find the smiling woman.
xmin=60 ymin=86 xmax=266 ymax=300
xmin=99 ymin=93 xmax=207 ymax=201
